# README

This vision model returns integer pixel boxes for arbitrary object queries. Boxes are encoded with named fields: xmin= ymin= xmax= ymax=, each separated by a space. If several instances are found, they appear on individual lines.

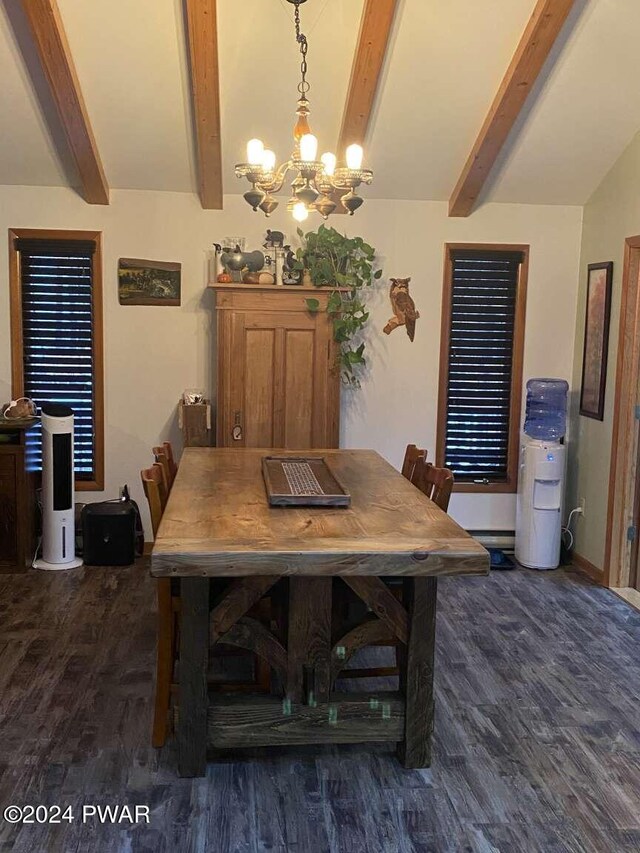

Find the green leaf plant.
xmin=296 ymin=224 xmax=383 ymax=386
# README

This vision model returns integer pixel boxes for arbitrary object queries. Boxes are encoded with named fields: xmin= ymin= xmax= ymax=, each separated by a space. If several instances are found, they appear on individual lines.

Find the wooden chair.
xmin=141 ymin=464 xmax=174 ymax=747
xmin=141 ymin=463 xmax=167 ymax=531
xmin=153 ymin=441 xmax=177 ymax=490
xmin=401 ymin=444 xmax=427 ymax=482
xmin=152 ymin=449 xmax=171 ymax=495
xmin=162 ymin=441 xmax=178 ymax=485
xmin=410 ymin=460 xmax=454 ymax=513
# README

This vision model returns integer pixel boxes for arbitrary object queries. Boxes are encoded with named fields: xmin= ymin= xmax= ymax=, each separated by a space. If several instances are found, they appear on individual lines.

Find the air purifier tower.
xmin=33 ymin=404 xmax=83 ymax=570
xmin=515 ymin=379 xmax=569 ymax=570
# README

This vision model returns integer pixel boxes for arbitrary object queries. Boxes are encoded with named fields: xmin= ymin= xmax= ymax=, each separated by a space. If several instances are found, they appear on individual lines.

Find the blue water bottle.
xmin=523 ymin=379 xmax=569 ymax=441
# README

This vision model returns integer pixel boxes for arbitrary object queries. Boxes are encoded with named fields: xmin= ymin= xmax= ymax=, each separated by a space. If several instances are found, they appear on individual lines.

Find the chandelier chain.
xmin=293 ymin=1 xmax=310 ymax=95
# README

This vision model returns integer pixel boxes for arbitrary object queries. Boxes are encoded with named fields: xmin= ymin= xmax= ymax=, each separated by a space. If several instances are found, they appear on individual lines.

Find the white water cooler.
xmin=515 ymin=439 xmax=566 ymax=569
xmin=515 ymin=377 xmax=569 ymax=570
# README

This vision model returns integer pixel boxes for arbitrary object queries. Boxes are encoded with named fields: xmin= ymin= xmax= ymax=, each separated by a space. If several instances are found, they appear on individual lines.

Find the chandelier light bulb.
xmin=247 ymin=138 xmax=265 ymax=166
xmin=321 ymin=152 xmax=336 ymax=176
xmin=262 ymin=149 xmax=276 ymax=172
xmin=292 ymin=202 xmax=309 ymax=222
xmin=346 ymin=143 xmax=364 ymax=170
xmin=299 ymin=134 xmax=318 ymax=163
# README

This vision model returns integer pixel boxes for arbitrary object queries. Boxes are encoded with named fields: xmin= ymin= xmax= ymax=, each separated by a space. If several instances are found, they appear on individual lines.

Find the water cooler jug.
xmin=515 ymin=379 xmax=569 ymax=570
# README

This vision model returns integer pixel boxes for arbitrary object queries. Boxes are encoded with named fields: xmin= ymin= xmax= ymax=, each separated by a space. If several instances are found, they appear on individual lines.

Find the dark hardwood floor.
xmin=0 ymin=562 xmax=639 ymax=852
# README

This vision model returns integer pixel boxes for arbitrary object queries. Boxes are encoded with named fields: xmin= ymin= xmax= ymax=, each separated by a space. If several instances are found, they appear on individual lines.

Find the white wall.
xmin=568 ymin=129 xmax=640 ymax=570
xmin=0 ymin=185 xmax=582 ymax=537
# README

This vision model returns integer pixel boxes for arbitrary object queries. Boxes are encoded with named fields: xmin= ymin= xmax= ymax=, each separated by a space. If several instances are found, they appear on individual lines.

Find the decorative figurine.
xmin=220 ymin=246 xmax=265 ymax=283
xmin=212 ymin=242 xmax=223 ymax=282
xmin=263 ymin=230 xmax=285 ymax=250
xmin=383 ymin=277 xmax=420 ymax=342
xmin=219 ymin=245 xmax=241 ymax=282
xmin=282 ymin=245 xmax=303 ymax=285
xmin=213 ymin=236 xmax=279 ymax=286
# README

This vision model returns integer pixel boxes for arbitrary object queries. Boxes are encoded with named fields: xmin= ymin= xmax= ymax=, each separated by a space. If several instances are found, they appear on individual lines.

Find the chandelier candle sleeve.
xmin=300 ymin=134 xmax=318 ymax=162
xmin=247 ymin=139 xmax=265 ymax=166
xmin=346 ymin=144 xmax=364 ymax=170
xmin=234 ymin=0 xmax=373 ymax=220
xmin=321 ymin=152 xmax=336 ymax=175
xmin=262 ymin=149 xmax=277 ymax=172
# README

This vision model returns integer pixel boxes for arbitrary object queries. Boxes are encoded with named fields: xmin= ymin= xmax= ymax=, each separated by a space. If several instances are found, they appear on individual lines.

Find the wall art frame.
xmin=579 ymin=261 xmax=613 ymax=420
xmin=118 ymin=258 xmax=181 ymax=306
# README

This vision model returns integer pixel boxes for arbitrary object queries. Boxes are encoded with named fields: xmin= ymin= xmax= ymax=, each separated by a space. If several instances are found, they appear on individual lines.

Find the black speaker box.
xmin=82 ymin=501 xmax=137 ymax=566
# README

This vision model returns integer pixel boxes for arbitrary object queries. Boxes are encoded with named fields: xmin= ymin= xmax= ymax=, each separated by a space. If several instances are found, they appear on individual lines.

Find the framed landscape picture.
xmin=118 ymin=258 xmax=181 ymax=305
xmin=579 ymin=261 xmax=613 ymax=420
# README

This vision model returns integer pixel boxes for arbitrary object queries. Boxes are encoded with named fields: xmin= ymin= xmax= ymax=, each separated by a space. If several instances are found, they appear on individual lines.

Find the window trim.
xmin=8 ymin=228 xmax=105 ymax=491
xmin=436 ymin=242 xmax=529 ymax=494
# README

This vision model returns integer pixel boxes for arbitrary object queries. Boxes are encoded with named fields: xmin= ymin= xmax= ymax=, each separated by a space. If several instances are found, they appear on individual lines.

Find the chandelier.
xmin=235 ymin=0 xmax=373 ymax=221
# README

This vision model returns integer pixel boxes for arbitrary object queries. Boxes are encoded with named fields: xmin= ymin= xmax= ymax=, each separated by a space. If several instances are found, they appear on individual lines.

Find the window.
xmin=437 ymin=244 xmax=528 ymax=493
xmin=9 ymin=229 xmax=104 ymax=490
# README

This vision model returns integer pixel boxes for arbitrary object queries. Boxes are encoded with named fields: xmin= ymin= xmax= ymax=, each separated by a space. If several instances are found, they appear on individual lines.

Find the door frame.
xmin=604 ymin=235 xmax=640 ymax=588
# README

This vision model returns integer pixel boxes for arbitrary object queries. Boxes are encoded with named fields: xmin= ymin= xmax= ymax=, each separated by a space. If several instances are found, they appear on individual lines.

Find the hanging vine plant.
xmin=295 ymin=225 xmax=383 ymax=386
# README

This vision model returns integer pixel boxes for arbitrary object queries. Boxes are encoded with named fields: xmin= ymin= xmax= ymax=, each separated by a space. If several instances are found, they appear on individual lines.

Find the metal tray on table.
xmin=261 ymin=456 xmax=351 ymax=507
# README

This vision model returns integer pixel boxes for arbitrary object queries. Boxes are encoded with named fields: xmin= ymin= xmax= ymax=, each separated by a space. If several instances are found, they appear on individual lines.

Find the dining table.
xmin=151 ymin=447 xmax=489 ymax=777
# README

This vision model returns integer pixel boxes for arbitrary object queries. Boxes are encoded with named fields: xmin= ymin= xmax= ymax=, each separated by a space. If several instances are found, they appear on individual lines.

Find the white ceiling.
xmin=0 ymin=0 xmax=71 ymax=188
xmin=0 ymin=0 xmax=639 ymax=206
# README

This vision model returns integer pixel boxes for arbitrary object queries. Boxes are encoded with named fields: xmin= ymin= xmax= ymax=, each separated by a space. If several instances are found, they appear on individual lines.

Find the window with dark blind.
xmin=9 ymin=230 xmax=104 ymax=490
xmin=437 ymin=244 xmax=528 ymax=493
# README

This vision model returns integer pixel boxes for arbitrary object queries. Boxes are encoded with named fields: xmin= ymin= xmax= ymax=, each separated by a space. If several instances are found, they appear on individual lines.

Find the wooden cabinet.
xmin=0 ymin=421 xmax=38 ymax=573
xmin=212 ymin=285 xmax=340 ymax=448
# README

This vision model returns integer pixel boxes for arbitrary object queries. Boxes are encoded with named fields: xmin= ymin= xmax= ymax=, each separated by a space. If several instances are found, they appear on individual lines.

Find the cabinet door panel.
xmin=244 ymin=328 xmax=277 ymax=447
xmin=217 ymin=291 xmax=340 ymax=449
xmin=284 ymin=329 xmax=315 ymax=449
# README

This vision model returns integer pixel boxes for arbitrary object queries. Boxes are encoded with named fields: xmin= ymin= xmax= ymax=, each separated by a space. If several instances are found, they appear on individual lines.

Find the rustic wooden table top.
xmin=151 ymin=448 xmax=489 ymax=578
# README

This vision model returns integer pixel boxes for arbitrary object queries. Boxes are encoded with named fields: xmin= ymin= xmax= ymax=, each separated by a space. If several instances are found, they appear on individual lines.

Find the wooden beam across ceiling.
xmin=332 ymin=0 xmax=398 ymax=212
xmin=448 ymin=0 xmax=577 ymax=218
xmin=337 ymin=0 xmax=398 ymax=156
xmin=184 ymin=0 xmax=223 ymax=210
xmin=19 ymin=0 xmax=109 ymax=205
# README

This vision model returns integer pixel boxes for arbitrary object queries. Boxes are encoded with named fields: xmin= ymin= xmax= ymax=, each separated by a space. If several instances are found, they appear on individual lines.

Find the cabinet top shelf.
xmin=208 ymin=282 xmax=345 ymax=293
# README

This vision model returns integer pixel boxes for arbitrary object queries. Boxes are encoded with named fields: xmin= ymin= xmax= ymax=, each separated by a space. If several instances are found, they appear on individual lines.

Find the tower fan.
xmin=33 ymin=404 xmax=83 ymax=570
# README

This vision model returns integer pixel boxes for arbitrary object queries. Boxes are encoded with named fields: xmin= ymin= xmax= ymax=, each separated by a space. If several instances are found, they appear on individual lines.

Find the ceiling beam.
xmin=337 ymin=0 xmax=398 ymax=155
xmin=332 ymin=0 xmax=398 ymax=212
xmin=19 ymin=0 xmax=109 ymax=205
xmin=448 ymin=0 xmax=577 ymax=218
xmin=184 ymin=0 xmax=223 ymax=210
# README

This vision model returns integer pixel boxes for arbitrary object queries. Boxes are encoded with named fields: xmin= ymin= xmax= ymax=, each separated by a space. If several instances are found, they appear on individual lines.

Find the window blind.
xmin=443 ymin=249 xmax=524 ymax=482
xmin=16 ymin=238 xmax=98 ymax=481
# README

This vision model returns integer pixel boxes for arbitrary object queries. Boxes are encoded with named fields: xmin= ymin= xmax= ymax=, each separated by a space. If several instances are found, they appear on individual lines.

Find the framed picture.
xmin=580 ymin=261 xmax=613 ymax=420
xmin=118 ymin=258 xmax=181 ymax=305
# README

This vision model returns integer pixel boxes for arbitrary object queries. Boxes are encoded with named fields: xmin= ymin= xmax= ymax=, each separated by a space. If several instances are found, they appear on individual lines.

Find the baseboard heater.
xmin=467 ymin=530 xmax=515 ymax=553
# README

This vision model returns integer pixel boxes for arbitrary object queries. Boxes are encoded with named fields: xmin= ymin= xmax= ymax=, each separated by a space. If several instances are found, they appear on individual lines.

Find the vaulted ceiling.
xmin=1 ymin=0 xmax=639 ymax=209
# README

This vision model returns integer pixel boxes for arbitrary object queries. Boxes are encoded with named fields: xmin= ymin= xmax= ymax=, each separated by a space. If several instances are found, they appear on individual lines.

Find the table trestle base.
xmin=177 ymin=574 xmax=437 ymax=776
xmin=206 ymin=691 xmax=404 ymax=749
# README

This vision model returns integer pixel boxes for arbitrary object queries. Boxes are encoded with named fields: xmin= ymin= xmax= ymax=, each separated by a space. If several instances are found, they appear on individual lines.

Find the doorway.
xmin=631 ymin=440 xmax=640 ymax=591
xmin=605 ymin=236 xmax=640 ymax=591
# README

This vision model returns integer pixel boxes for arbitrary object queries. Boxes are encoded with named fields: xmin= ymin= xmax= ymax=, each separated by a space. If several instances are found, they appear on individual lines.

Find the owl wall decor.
xmin=383 ymin=278 xmax=420 ymax=342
